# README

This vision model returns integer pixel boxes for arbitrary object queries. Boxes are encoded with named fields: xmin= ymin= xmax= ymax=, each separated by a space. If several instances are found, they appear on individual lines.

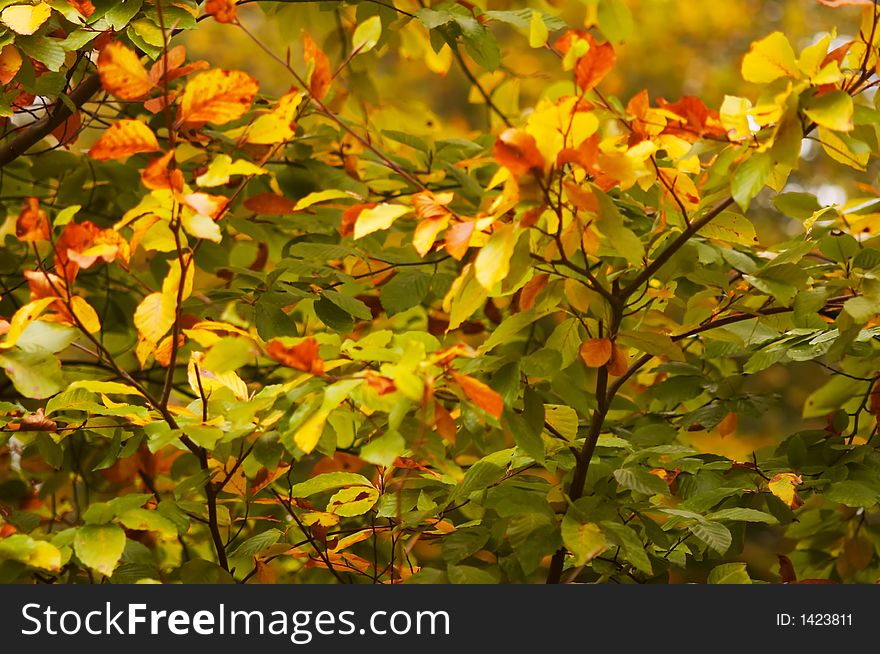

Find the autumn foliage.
xmin=2 ymin=0 xmax=880 ymax=586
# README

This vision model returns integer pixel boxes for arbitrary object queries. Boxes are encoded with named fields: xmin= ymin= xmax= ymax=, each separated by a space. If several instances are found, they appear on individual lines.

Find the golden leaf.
xmin=97 ymin=42 xmax=153 ymax=101
xmin=88 ymin=120 xmax=159 ymax=162
xmin=178 ymin=69 xmax=258 ymax=126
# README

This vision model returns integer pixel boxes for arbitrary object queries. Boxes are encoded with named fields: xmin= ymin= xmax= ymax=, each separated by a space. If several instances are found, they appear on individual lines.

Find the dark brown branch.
xmin=0 ymin=73 xmax=102 ymax=168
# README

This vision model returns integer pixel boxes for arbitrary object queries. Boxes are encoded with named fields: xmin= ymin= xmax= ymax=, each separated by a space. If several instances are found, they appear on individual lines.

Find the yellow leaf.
xmin=241 ymin=91 xmax=302 ymax=144
xmin=68 ymin=380 xmax=140 ymax=395
xmin=803 ymin=90 xmax=853 ymax=132
xmin=70 ymin=296 xmax=101 ymax=333
xmin=28 ymin=540 xmax=62 ymax=571
xmin=296 ymin=408 xmax=330 ymax=453
xmin=181 ymin=211 xmax=221 ymax=242
xmin=178 ymin=69 xmax=258 ymax=126
xmin=353 ymin=15 xmax=382 ymax=54
xmin=0 ymin=297 xmax=56 ymax=350
xmin=528 ymin=10 xmax=548 ymax=48
xmin=719 ymin=95 xmax=754 ymax=141
xmin=161 ymin=255 xmax=195 ymax=316
xmin=817 ymin=126 xmax=869 ymax=170
xmin=187 ymin=351 xmax=249 ymax=401
xmin=769 ymin=473 xmax=803 ymax=509
xmin=195 ymin=154 xmax=266 ymax=187
xmin=741 ymin=32 xmax=800 ymax=83
xmin=474 ymin=223 xmax=517 ymax=290
xmin=1 ymin=2 xmax=52 ymax=35
xmin=134 ymin=292 xmax=174 ymax=344
xmin=353 ymin=203 xmax=411 ymax=239
xmin=294 ymin=189 xmax=352 ymax=211
xmin=328 ymin=486 xmax=380 ymax=516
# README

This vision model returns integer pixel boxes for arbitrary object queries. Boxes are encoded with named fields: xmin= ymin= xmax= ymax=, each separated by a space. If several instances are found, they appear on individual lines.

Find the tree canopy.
xmin=2 ymin=0 xmax=880 ymax=585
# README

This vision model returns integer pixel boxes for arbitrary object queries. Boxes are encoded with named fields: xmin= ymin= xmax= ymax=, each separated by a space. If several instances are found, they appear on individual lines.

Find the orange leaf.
xmin=54 ymin=221 xmax=129 ymax=283
xmin=266 ymin=337 xmax=324 ymax=375
xmin=88 ymin=119 xmax=159 ymax=161
xmin=303 ymin=33 xmax=332 ymax=101
xmin=243 ymin=192 xmax=298 ymax=215
xmin=148 ymin=46 xmax=209 ymax=85
xmin=575 ymin=35 xmax=616 ymax=92
xmin=434 ymin=401 xmax=457 ymax=443
xmin=0 ymin=45 xmax=22 ymax=84
xmin=579 ymin=338 xmax=612 ymax=368
xmin=494 ymin=128 xmax=545 ymax=176
xmin=444 ymin=220 xmax=475 ymax=260
xmin=452 ymin=372 xmax=503 ymax=419
xmin=15 ymin=198 xmax=50 ymax=243
xmin=141 ymin=151 xmax=183 ymax=191
xmin=518 ymin=273 xmax=549 ymax=312
xmin=717 ymin=411 xmax=738 ymax=438
xmin=177 ymin=69 xmax=258 ymax=126
xmin=657 ymin=96 xmax=726 ymax=141
xmin=66 ymin=0 xmax=95 ymax=17
xmin=97 ymin=42 xmax=153 ymax=101
xmin=606 ymin=344 xmax=629 ymax=376
xmin=205 ymin=0 xmax=237 ymax=23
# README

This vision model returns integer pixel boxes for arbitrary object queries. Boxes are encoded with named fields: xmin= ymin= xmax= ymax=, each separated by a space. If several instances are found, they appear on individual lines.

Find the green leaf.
xmin=447 ymin=564 xmax=500 ymax=584
xmin=289 ymin=472 xmax=373 ymax=498
xmin=105 ymin=0 xmax=143 ymax=31
xmin=229 ymin=528 xmax=282 ymax=558
xmin=593 ymin=187 xmax=644 ymax=265
xmin=773 ymin=192 xmax=822 ymax=220
xmin=451 ymin=449 xmax=513 ymax=501
xmin=687 ymin=520 xmax=732 ymax=554
xmin=706 ymin=507 xmax=778 ymax=524
xmin=458 ymin=21 xmax=501 ymax=71
xmin=117 ymin=508 xmax=179 ymax=538
xmin=617 ymin=330 xmax=685 ymax=362
xmin=803 ymin=90 xmax=853 ymax=132
xmin=597 ymin=0 xmax=634 ymax=44
xmin=824 ymin=481 xmax=879 ymax=508
xmin=697 ymin=211 xmax=759 ymax=247
xmin=322 ymin=290 xmax=373 ymax=320
xmin=614 ymin=468 xmax=670 ymax=495
xmin=15 ymin=36 xmax=65 ymax=71
xmin=708 ymin=562 xmax=751 ymax=584
xmin=732 ymin=152 xmax=773 ymax=211
xmin=353 ymin=15 xmax=382 ymax=54
xmin=0 ymin=534 xmax=61 ymax=571
xmin=601 ymin=521 xmax=653 ymax=575
xmin=380 ymin=272 xmax=430 ymax=315
xmin=0 ymin=346 xmax=63 ymax=399
xmin=561 ymin=515 xmax=607 ymax=566
xmin=544 ymin=404 xmax=579 ymax=441
xmin=74 ymin=524 xmax=126 ymax=577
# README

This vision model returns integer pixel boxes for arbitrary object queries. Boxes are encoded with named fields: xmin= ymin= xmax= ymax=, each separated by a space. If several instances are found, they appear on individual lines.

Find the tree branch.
xmin=0 ymin=72 xmax=102 ymax=168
